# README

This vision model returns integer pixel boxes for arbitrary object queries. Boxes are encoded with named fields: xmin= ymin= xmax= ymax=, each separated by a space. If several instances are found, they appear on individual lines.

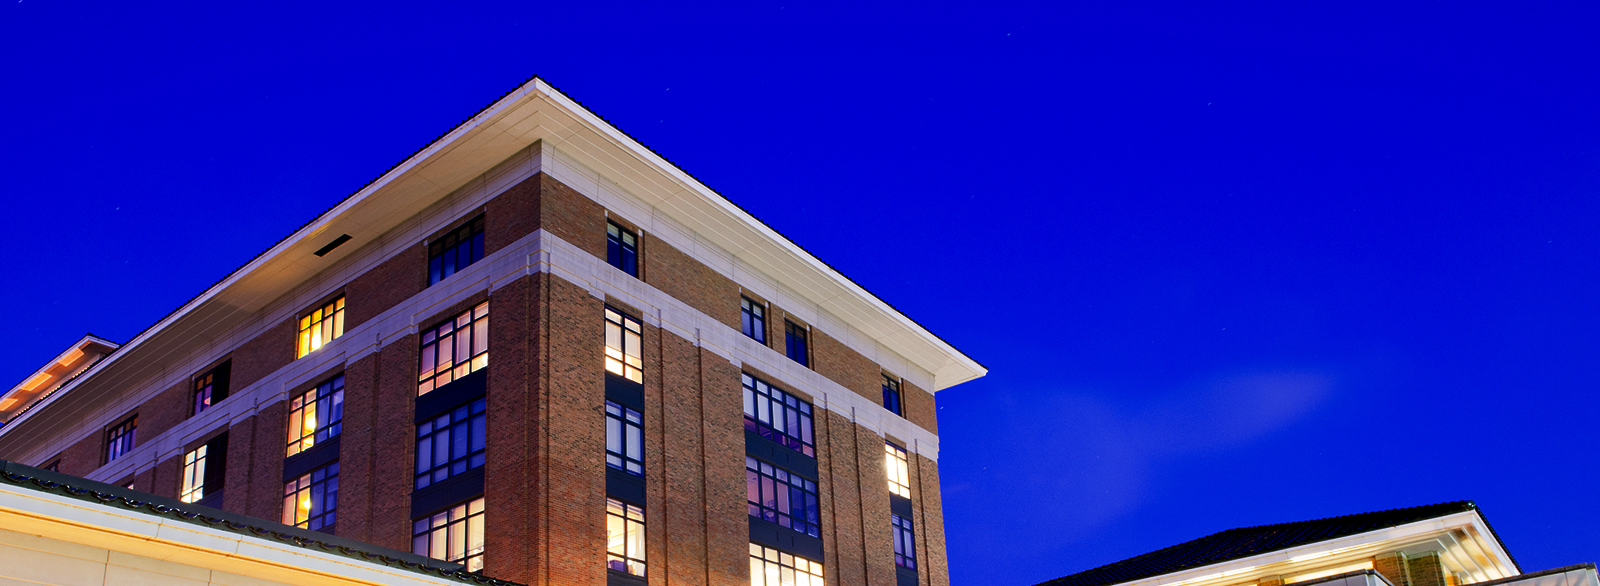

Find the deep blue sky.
xmin=3 ymin=2 xmax=1597 ymax=585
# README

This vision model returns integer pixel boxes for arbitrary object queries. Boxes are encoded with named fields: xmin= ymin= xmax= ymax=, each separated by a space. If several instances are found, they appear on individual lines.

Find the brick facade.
xmin=3 ymin=170 xmax=959 ymax=586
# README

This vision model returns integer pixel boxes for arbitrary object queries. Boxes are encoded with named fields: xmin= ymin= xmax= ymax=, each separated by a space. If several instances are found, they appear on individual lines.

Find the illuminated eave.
xmin=0 ymin=335 xmax=117 ymax=423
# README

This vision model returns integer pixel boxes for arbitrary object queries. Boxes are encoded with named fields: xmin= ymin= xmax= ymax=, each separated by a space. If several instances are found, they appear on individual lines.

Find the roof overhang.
xmin=0 ymin=334 xmax=117 ymax=423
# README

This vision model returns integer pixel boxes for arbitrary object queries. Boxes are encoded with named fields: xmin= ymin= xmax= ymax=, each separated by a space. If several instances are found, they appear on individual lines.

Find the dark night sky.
xmin=3 ymin=2 xmax=1597 ymax=585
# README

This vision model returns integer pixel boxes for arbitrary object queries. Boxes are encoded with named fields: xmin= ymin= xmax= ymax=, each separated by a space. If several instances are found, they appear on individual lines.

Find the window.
xmin=286 ymin=375 xmax=344 ymax=457
xmin=742 ymin=374 xmax=814 ymax=457
xmin=749 ymin=544 xmax=824 ymax=586
xmin=886 ymin=442 xmax=912 ymax=499
xmin=746 ymin=457 xmax=820 ymax=537
xmin=892 ymin=514 xmax=917 ymax=569
xmin=296 ymin=296 xmax=345 ymax=358
xmin=283 ymin=462 xmax=339 ymax=532
xmin=416 ymin=398 xmax=487 ymax=489
xmin=413 ymin=497 xmax=485 ymax=573
xmin=606 ymin=498 xmax=646 ymax=577
xmin=41 ymin=460 xmax=59 ymax=472
xmin=605 ymin=401 xmax=643 ymax=476
xmin=418 ymin=301 xmax=489 ymax=395
xmin=179 ymin=444 xmax=209 ymax=503
xmin=606 ymin=221 xmax=638 ymax=277
xmin=428 ymin=216 xmax=485 ymax=286
xmin=106 ymin=416 xmax=137 ymax=464
xmin=784 ymin=321 xmax=808 ymax=366
xmin=741 ymin=297 xmax=767 ymax=344
xmin=193 ymin=363 xmax=230 ymax=416
xmin=604 ymin=307 xmax=643 ymax=383
xmin=882 ymin=375 xmax=903 ymax=416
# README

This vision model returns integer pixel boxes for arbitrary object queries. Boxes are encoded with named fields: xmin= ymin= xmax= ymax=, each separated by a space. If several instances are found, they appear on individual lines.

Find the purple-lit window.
xmin=106 ymin=416 xmax=137 ymax=464
xmin=415 ymin=398 xmax=487 ymax=489
xmin=746 ymin=456 xmax=820 ymax=538
xmin=892 ymin=514 xmax=917 ymax=569
xmin=742 ymin=373 xmax=814 ymax=457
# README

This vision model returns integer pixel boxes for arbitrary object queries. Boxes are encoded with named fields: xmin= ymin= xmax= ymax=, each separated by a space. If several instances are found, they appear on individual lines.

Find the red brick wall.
xmin=484 ymin=174 xmax=541 ymax=255
xmin=822 ymin=410 xmax=866 ymax=585
xmin=222 ymin=415 xmax=256 ymax=515
xmin=485 ymin=272 xmax=539 ymax=581
xmin=913 ymin=454 xmax=950 ymax=586
xmin=645 ymin=237 xmax=740 ymax=331
xmin=246 ymin=400 xmax=287 ymax=521
xmin=345 ymin=242 xmax=423 ymax=332
xmin=58 ymin=426 xmax=102 ymax=476
xmin=542 ymin=274 xmax=606 ymax=585
xmin=232 ymin=317 xmax=294 ymax=391
xmin=368 ymin=335 xmax=420 ymax=552
xmin=336 ymin=351 xmax=380 ymax=542
xmin=902 ymin=379 xmax=937 ymax=434
xmin=151 ymin=454 xmax=180 ymax=499
xmin=813 ymin=328 xmax=881 ymax=405
xmin=139 ymin=380 xmax=191 ymax=441
xmin=542 ymin=173 xmax=607 ymax=260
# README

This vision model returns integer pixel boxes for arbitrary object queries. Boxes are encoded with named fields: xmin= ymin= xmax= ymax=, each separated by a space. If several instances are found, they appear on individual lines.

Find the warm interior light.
xmin=0 ymin=398 xmax=16 ymax=410
xmin=1286 ymin=561 xmax=1373 ymax=583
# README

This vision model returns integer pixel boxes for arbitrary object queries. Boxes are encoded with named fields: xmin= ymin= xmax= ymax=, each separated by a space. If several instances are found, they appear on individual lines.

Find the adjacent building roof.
xmin=0 ymin=459 xmax=519 ymax=586
xmin=1037 ymin=502 xmax=1519 ymax=586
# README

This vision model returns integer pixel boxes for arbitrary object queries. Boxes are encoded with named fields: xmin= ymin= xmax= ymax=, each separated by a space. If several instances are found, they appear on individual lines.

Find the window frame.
xmin=606 ymin=220 xmax=639 ymax=277
xmin=741 ymin=296 xmax=767 ymax=344
xmin=296 ymin=295 xmax=346 ymax=359
xmin=427 ymin=215 xmax=486 ymax=287
xmin=605 ymin=400 xmax=644 ymax=476
xmin=746 ymin=456 xmax=821 ymax=538
xmin=286 ymin=375 xmax=345 ymax=457
xmin=882 ymin=374 xmax=903 ymax=416
xmin=283 ymin=461 xmax=340 ymax=532
xmin=413 ymin=497 xmax=486 ymax=573
xmin=179 ymin=444 xmax=209 ymax=503
xmin=414 ymin=397 xmax=487 ymax=490
xmin=192 ymin=362 xmax=230 ymax=417
xmin=606 ymin=497 xmax=647 ymax=578
xmin=784 ymin=320 xmax=809 ymax=367
xmin=417 ymin=301 xmax=490 ymax=396
xmin=604 ymin=306 xmax=644 ymax=383
xmin=749 ymin=543 xmax=825 ymax=586
xmin=105 ymin=415 xmax=137 ymax=464
xmin=742 ymin=373 xmax=815 ymax=457
xmin=892 ymin=513 xmax=917 ymax=569
xmin=886 ymin=442 xmax=912 ymax=499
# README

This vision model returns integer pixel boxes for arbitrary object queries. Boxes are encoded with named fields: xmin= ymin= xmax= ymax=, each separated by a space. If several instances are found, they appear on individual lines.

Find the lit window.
xmin=605 ymin=401 xmax=643 ymax=476
xmin=893 ymin=514 xmax=917 ymax=569
xmin=286 ymin=375 xmax=344 ymax=457
xmin=606 ymin=498 xmax=646 ymax=577
xmin=193 ymin=363 xmax=230 ymax=416
xmin=604 ymin=307 xmax=643 ymax=383
xmin=415 ymin=398 xmax=486 ymax=489
xmin=296 ymin=296 xmax=345 ymax=358
xmin=282 ymin=462 xmax=339 ymax=532
xmin=749 ymin=543 xmax=824 ymax=586
xmin=886 ymin=442 xmax=912 ymax=499
xmin=179 ymin=445 xmax=208 ymax=503
xmin=413 ymin=498 xmax=485 ymax=573
xmin=784 ymin=321 xmax=808 ymax=367
xmin=741 ymin=297 xmax=766 ymax=344
xmin=180 ymin=434 xmax=227 ymax=504
xmin=418 ymin=301 xmax=489 ymax=395
xmin=428 ymin=216 xmax=485 ymax=286
xmin=742 ymin=373 xmax=814 ymax=457
xmin=882 ymin=375 xmax=902 ymax=416
xmin=607 ymin=221 xmax=638 ymax=277
xmin=746 ymin=457 xmax=820 ymax=537
xmin=106 ymin=416 xmax=137 ymax=464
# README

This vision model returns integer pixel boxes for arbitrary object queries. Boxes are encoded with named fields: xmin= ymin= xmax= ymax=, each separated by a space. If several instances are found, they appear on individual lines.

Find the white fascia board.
xmin=1108 ymin=512 xmax=1515 ymax=586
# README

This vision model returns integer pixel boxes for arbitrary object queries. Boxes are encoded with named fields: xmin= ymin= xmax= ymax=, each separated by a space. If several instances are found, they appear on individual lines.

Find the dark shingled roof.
xmin=1036 ymin=502 xmax=1519 ymax=586
xmin=0 ymin=459 xmax=521 ymax=585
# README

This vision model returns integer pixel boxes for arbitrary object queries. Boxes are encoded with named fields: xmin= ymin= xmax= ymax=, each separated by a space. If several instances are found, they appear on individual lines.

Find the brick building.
xmin=0 ymin=77 xmax=985 ymax=586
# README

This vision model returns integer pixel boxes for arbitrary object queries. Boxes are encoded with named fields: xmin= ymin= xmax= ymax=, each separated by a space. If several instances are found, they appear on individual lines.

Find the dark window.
xmin=604 ymin=307 xmax=643 ymax=383
xmin=893 ymin=514 xmax=917 ymax=569
xmin=413 ymin=497 xmax=485 ymax=573
xmin=886 ymin=442 xmax=912 ymax=498
xmin=192 ymin=362 xmax=231 ymax=416
xmin=882 ymin=374 xmax=902 ymax=416
xmin=416 ymin=398 xmax=487 ymax=489
xmin=41 ymin=460 xmax=59 ymax=472
xmin=746 ymin=456 xmax=820 ymax=538
xmin=742 ymin=373 xmax=814 ymax=457
xmin=106 ymin=416 xmax=137 ymax=464
xmin=284 ymin=461 xmax=339 ymax=532
xmin=741 ymin=297 xmax=767 ymax=344
xmin=418 ymin=301 xmax=489 ymax=395
xmin=605 ymin=400 xmax=643 ymax=476
xmin=296 ymin=296 xmax=345 ymax=358
xmin=784 ymin=321 xmax=808 ymax=366
xmin=750 ymin=544 xmax=824 ymax=586
xmin=287 ymin=375 xmax=344 ymax=457
xmin=607 ymin=221 xmax=638 ymax=277
xmin=428 ymin=216 xmax=485 ymax=286
xmin=606 ymin=498 xmax=646 ymax=577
